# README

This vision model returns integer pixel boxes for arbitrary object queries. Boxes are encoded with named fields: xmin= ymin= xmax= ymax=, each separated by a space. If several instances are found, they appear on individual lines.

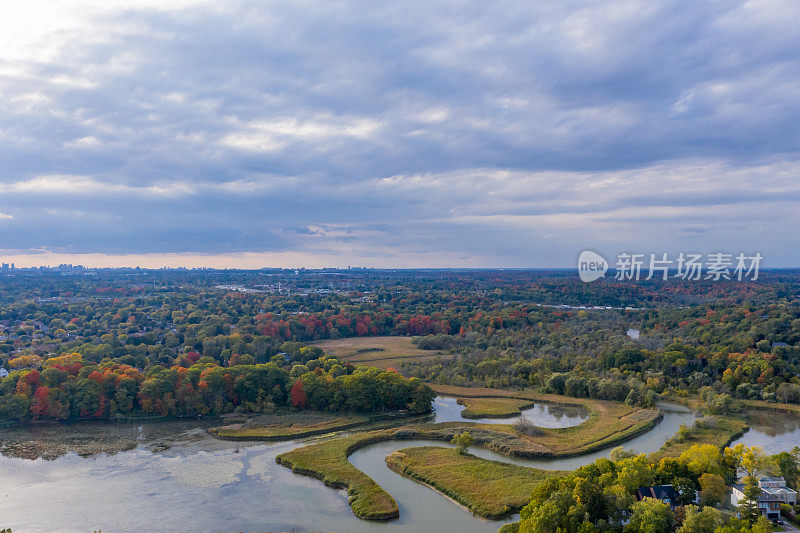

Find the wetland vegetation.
xmin=2 ymin=269 xmax=800 ymax=532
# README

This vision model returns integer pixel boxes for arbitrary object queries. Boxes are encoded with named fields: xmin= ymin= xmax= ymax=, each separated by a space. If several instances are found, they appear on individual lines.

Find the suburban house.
xmin=759 ymin=477 xmax=797 ymax=505
xmin=731 ymin=477 xmax=798 ymax=520
xmin=635 ymin=485 xmax=680 ymax=508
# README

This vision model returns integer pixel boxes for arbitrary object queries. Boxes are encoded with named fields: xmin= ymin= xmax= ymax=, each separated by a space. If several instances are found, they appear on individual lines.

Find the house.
xmin=0 ymin=367 xmax=8 ymax=378
xmin=758 ymin=477 xmax=797 ymax=505
xmin=731 ymin=477 xmax=797 ymax=520
xmin=636 ymin=485 xmax=680 ymax=508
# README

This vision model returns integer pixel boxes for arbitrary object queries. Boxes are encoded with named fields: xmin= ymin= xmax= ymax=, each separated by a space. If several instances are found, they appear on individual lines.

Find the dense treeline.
xmin=0 ymin=347 xmax=434 ymax=422
xmin=404 ymin=298 xmax=800 ymax=407
xmin=1 ymin=269 xmax=799 ymax=414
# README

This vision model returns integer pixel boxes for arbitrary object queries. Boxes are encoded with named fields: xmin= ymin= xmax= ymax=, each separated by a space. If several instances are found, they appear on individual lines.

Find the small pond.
xmin=431 ymin=396 xmax=589 ymax=427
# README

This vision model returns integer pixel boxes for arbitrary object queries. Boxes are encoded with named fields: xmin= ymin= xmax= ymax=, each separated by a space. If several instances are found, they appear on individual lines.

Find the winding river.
xmin=0 ymin=399 xmax=725 ymax=533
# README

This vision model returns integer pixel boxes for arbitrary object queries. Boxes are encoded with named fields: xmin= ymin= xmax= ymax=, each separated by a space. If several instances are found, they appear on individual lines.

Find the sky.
xmin=1 ymin=0 xmax=800 ymax=269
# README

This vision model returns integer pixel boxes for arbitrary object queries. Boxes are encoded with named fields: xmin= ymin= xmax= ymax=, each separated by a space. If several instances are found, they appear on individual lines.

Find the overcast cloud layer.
xmin=1 ymin=0 xmax=799 ymax=268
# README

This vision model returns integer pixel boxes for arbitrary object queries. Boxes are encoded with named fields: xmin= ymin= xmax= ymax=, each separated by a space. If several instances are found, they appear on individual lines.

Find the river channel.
xmin=0 ymin=398 xmax=758 ymax=533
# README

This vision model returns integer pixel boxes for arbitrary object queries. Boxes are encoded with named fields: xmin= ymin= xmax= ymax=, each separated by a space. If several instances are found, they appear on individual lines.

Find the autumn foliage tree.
xmin=290 ymin=380 xmax=307 ymax=408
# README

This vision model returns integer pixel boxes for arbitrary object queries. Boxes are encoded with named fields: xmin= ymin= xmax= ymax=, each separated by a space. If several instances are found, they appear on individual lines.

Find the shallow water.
xmin=0 ymin=402 xmax=701 ymax=533
xmin=431 ymin=396 xmax=588 ymax=427
xmin=729 ymin=409 xmax=800 ymax=455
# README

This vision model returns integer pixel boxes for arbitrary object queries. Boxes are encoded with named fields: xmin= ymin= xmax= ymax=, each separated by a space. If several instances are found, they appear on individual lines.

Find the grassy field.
xmin=311 ymin=336 xmax=449 ymax=371
xmin=209 ymin=412 xmax=371 ymax=440
xmin=457 ymin=397 xmax=535 ymax=418
xmin=385 ymin=446 xmax=563 ymax=518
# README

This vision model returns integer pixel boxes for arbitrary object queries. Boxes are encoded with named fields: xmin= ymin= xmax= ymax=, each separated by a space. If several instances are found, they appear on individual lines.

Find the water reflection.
xmin=0 ymin=402 xmax=698 ymax=533
xmin=730 ymin=410 xmax=800 ymax=455
xmin=432 ymin=396 xmax=588 ymax=427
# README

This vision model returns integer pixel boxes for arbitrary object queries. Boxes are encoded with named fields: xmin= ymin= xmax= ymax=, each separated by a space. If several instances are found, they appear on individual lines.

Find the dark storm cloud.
xmin=1 ymin=0 xmax=800 ymax=265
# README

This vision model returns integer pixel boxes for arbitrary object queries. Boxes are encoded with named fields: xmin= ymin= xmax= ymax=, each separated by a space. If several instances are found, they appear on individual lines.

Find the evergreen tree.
xmin=738 ymin=475 xmax=762 ymax=524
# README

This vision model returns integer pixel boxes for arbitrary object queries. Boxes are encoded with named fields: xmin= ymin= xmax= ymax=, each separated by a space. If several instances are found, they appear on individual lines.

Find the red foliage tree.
xmin=290 ymin=380 xmax=307 ymax=409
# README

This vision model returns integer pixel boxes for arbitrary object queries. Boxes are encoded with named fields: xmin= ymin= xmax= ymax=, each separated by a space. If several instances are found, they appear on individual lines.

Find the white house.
xmin=0 ymin=367 xmax=8 ymax=378
xmin=731 ymin=477 xmax=797 ymax=520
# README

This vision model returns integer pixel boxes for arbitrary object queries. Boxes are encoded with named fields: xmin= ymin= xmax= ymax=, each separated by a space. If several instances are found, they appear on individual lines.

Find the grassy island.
xmin=456 ymin=397 xmax=536 ymax=418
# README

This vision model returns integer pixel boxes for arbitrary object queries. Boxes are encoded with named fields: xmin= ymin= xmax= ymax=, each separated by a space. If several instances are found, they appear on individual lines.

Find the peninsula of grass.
xmin=386 ymin=446 xmax=564 ymax=518
xmin=277 ymin=389 xmax=660 ymax=520
xmin=430 ymin=384 xmax=660 ymax=457
xmin=276 ymin=428 xmax=403 ymax=520
xmin=651 ymin=415 xmax=749 ymax=460
xmin=457 ymin=397 xmax=536 ymax=419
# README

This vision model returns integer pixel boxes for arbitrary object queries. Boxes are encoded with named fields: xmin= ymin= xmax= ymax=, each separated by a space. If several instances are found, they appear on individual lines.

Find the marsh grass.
xmin=457 ymin=397 xmax=535 ymax=418
xmin=385 ymin=446 xmax=564 ymax=518
xmin=651 ymin=415 xmax=748 ymax=460
xmin=209 ymin=413 xmax=370 ymax=440
xmin=276 ymin=386 xmax=660 ymax=521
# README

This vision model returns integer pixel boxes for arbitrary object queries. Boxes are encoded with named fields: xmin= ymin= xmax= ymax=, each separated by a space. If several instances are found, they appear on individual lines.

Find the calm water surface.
xmin=729 ymin=409 xmax=800 ymax=454
xmin=0 ymin=402 xmax=702 ymax=533
xmin=431 ymin=396 xmax=588 ymax=427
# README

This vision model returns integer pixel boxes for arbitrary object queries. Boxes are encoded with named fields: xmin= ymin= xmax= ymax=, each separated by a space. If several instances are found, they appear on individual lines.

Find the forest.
xmin=1 ymin=268 xmax=799 ymax=422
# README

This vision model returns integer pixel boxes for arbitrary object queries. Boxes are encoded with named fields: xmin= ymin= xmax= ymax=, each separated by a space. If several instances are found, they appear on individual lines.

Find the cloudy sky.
xmin=1 ymin=0 xmax=799 ymax=268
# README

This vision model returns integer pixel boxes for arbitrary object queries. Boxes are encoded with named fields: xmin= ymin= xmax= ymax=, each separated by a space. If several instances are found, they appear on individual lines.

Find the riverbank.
xmin=276 ymin=392 xmax=659 ymax=520
xmin=385 ymin=446 xmax=563 ymax=519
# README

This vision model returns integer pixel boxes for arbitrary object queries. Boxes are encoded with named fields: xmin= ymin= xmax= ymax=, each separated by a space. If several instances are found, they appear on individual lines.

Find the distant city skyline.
xmin=2 ymin=1 xmax=800 ymax=268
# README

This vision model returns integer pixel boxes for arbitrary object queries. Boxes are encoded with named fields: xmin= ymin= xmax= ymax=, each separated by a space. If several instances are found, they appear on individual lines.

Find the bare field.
xmin=311 ymin=336 xmax=450 ymax=371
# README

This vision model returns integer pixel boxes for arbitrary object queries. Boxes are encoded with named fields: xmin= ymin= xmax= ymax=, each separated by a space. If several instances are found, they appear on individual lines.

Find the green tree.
xmin=678 ymin=505 xmax=724 ymax=533
xmin=617 ymin=455 xmax=653 ymax=492
xmin=450 ymin=431 xmax=474 ymax=454
xmin=699 ymin=473 xmax=726 ymax=507
xmin=626 ymin=498 xmax=674 ymax=533
xmin=773 ymin=447 xmax=800 ymax=490
xmin=738 ymin=475 xmax=762 ymax=524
